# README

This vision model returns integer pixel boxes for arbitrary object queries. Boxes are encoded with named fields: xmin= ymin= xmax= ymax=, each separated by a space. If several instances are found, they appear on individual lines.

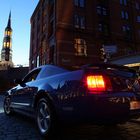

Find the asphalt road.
xmin=0 ymin=95 xmax=140 ymax=140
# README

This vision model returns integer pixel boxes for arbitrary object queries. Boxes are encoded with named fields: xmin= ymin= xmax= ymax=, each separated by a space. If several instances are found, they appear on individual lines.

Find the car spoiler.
xmin=81 ymin=63 xmax=136 ymax=74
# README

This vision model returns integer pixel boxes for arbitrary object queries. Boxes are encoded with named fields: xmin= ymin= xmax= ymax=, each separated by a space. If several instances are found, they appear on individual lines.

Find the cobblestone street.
xmin=0 ymin=95 xmax=140 ymax=140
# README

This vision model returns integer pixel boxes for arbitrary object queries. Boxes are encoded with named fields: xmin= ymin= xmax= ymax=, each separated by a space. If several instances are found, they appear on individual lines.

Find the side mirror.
xmin=14 ymin=79 xmax=22 ymax=85
xmin=14 ymin=79 xmax=26 ymax=87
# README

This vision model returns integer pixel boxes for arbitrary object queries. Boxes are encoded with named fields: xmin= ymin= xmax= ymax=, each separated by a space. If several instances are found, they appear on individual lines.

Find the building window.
xmin=137 ymin=16 xmax=140 ymax=22
xmin=97 ymin=6 xmax=102 ymax=15
xmin=7 ymin=31 xmax=11 ymax=36
xmin=74 ymin=0 xmax=85 ymax=7
xmin=74 ymin=38 xmax=87 ymax=56
xmin=122 ymin=25 xmax=132 ymax=39
xmin=3 ymin=42 xmax=6 ymax=47
xmin=98 ymin=23 xmax=102 ymax=31
xmin=121 ymin=11 xmax=129 ymax=19
xmin=37 ymin=56 xmax=40 ymax=67
xmin=7 ymin=42 xmax=10 ymax=47
xmin=120 ymin=0 xmax=128 ymax=6
xmin=48 ymin=0 xmax=54 ymax=18
xmin=80 ymin=16 xmax=85 ymax=29
xmin=79 ymin=0 xmax=85 ymax=7
xmin=5 ymin=31 xmax=12 ymax=36
xmin=96 ymin=6 xmax=108 ymax=16
xmin=74 ymin=14 xmax=85 ymax=29
xmin=98 ymin=23 xmax=110 ymax=36
xmin=48 ymin=20 xmax=54 ymax=38
xmin=122 ymin=25 xmax=130 ymax=32
xmin=74 ymin=14 xmax=79 ymax=28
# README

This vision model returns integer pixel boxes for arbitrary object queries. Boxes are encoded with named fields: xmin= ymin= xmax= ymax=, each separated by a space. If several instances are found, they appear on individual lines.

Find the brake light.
xmin=86 ymin=75 xmax=112 ymax=93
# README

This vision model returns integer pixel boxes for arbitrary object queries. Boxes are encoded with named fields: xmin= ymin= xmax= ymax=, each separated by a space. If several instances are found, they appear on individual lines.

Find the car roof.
xmin=34 ymin=64 xmax=69 ymax=80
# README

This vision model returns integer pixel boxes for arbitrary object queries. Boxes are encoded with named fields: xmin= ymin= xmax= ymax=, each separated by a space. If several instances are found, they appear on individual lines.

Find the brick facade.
xmin=30 ymin=0 xmax=140 ymax=69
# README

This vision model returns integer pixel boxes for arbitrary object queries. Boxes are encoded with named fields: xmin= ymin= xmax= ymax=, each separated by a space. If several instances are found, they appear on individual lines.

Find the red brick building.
xmin=30 ymin=0 xmax=140 ymax=69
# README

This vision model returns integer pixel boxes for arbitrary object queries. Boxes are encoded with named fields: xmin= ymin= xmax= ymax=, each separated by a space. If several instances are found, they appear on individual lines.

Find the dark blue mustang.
xmin=3 ymin=64 xmax=140 ymax=137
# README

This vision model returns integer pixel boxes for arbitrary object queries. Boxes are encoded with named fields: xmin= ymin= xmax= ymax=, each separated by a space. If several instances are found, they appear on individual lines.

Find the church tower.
xmin=0 ymin=12 xmax=13 ymax=69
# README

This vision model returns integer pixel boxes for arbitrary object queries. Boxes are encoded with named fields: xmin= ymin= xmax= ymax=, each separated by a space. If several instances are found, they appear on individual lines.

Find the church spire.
xmin=6 ymin=11 xmax=12 ymax=29
xmin=0 ymin=11 xmax=13 ymax=69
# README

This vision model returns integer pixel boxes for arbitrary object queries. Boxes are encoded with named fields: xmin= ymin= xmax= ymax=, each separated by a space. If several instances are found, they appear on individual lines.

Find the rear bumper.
xmin=87 ymin=92 xmax=140 ymax=123
xmin=58 ymin=92 xmax=140 ymax=124
xmin=86 ymin=103 xmax=140 ymax=124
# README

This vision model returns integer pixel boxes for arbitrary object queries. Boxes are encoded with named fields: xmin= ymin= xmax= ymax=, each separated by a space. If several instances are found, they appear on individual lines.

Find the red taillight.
xmin=86 ymin=75 xmax=112 ymax=92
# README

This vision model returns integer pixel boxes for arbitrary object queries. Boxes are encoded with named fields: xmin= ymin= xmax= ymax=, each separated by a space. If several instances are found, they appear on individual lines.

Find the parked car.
xmin=3 ymin=63 xmax=140 ymax=137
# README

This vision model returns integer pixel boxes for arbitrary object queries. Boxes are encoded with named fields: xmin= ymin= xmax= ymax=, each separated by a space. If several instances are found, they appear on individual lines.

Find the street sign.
xmin=103 ymin=45 xmax=117 ymax=54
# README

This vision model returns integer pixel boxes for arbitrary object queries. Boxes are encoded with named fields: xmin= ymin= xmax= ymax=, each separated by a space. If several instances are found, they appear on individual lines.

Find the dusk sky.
xmin=0 ymin=0 xmax=39 ymax=66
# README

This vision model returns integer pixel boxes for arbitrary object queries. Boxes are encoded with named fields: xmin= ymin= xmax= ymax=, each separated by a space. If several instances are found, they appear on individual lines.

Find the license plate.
xmin=130 ymin=101 xmax=140 ymax=110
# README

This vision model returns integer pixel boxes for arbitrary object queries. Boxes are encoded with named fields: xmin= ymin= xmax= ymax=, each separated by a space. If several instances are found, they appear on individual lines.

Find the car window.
xmin=23 ymin=68 xmax=41 ymax=83
xmin=38 ymin=65 xmax=68 ymax=79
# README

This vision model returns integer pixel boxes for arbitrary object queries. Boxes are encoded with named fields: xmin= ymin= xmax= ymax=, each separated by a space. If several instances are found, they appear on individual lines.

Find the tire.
xmin=36 ymin=98 xmax=56 ymax=138
xmin=3 ymin=96 xmax=13 ymax=115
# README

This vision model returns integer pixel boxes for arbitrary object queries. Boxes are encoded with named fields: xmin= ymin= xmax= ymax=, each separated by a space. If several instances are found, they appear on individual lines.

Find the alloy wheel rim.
xmin=37 ymin=101 xmax=51 ymax=134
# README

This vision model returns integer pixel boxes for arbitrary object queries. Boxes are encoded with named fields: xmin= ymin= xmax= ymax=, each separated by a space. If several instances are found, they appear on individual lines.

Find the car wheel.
xmin=3 ymin=97 xmax=12 ymax=115
xmin=36 ymin=98 xmax=56 ymax=137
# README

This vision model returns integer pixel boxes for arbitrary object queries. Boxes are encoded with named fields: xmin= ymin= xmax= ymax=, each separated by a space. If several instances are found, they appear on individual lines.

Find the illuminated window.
xmin=8 ymin=31 xmax=10 ymax=36
xmin=3 ymin=42 xmax=6 ymax=47
xmin=4 ymin=31 xmax=11 ymax=36
xmin=74 ymin=38 xmax=87 ymax=56
xmin=7 ymin=42 xmax=10 ymax=47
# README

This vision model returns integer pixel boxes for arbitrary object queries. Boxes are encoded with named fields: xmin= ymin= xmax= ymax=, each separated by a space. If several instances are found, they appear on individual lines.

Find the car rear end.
xmin=81 ymin=63 xmax=140 ymax=123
